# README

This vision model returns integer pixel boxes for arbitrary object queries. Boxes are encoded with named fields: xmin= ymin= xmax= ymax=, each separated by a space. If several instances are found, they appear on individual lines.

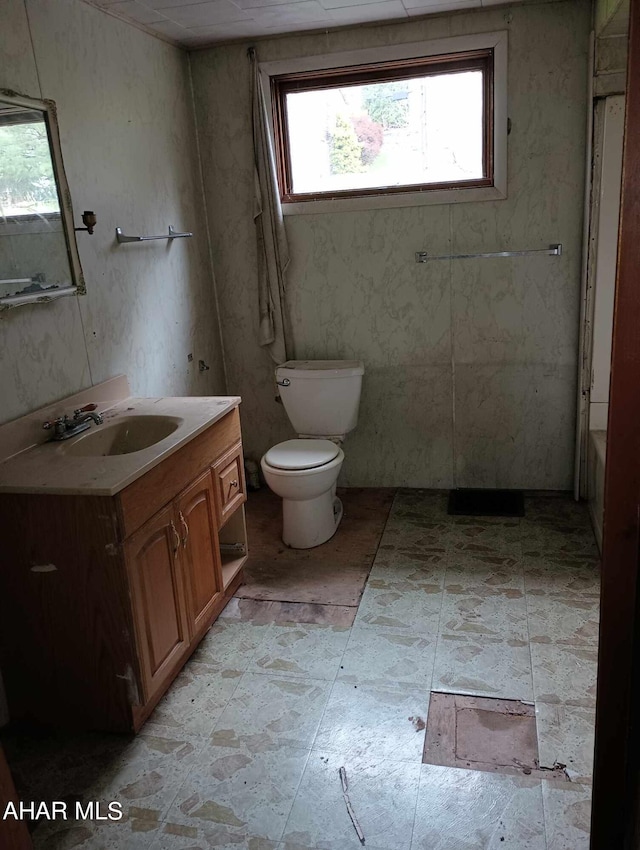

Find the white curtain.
xmin=249 ymin=47 xmax=291 ymax=365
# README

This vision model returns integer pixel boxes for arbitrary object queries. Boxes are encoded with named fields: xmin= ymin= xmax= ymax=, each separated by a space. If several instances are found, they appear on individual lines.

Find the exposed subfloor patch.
xmin=238 ymin=487 xmax=395 ymax=608
xmin=448 ymin=488 xmax=525 ymax=517
xmin=220 ymin=596 xmax=358 ymax=626
xmin=424 ymin=692 xmax=570 ymax=782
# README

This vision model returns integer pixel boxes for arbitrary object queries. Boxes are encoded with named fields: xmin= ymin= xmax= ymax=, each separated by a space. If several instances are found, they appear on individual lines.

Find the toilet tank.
xmin=276 ymin=360 xmax=364 ymax=437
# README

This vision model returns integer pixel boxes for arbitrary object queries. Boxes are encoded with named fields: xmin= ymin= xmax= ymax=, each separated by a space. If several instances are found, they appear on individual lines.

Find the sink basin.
xmin=59 ymin=415 xmax=183 ymax=457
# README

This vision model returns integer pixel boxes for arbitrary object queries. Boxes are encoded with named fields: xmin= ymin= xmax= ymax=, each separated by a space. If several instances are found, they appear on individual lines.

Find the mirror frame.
xmin=0 ymin=88 xmax=86 ymax=311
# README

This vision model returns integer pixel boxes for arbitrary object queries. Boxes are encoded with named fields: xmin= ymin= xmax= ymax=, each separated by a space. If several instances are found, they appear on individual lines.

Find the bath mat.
xmin=448 ymin=488 xmax=525 ymax=517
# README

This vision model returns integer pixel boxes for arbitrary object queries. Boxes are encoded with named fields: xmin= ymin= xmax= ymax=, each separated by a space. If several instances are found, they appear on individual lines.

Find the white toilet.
xmin=260 ymin=360 xmax=364 ymax=549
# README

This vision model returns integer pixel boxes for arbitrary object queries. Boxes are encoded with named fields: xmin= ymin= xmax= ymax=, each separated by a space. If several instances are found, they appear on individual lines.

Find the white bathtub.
xmin=588 ymin=429 xmax=607 ymax=553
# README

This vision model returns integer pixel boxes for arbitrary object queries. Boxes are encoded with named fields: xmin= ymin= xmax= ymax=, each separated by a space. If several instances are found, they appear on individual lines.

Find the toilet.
xmin=260 ymin=359 xmax=364 ymax=549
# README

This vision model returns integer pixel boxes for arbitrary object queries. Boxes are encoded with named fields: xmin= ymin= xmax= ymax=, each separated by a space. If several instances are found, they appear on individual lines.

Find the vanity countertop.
xmin=0 ymin=384 xmax=241 ymax=497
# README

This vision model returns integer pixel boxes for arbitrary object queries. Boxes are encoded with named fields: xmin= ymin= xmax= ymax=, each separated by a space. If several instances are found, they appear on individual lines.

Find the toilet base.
xmin=283 ymin=493 xmax=343 ymax=549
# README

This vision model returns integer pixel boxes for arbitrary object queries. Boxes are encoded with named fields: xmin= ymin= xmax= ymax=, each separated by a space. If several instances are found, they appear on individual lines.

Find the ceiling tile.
xmin=403 ymin=0 xmax=478 ymax=11
xmin=107 ymin=1 xmax=169 ymax=22
xmin=144 ymin=0 xmax=225 ymax=7
xmin=145 ymin=18 xmax=191 ymax=36
xmin=329 ymin=0 xmax=406 ymax=21
xmin=248 ymin=0 xmax=331 ymax=26
xmin=320 ymin=0 xmax=401 ymax=11
xmin=234 ymin=0 xmax=306 ymax=10
xmin=162 ymin=0 xmax=249 ymax=26
xmin=180 ymin=19 xmax=269 ymax=40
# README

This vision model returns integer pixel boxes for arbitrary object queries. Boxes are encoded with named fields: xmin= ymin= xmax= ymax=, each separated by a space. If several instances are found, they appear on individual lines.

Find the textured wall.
xmin=0 ymin=0 xmax=225 ymax=425
xmin=190 ymin=0 xmax=589 ymax=490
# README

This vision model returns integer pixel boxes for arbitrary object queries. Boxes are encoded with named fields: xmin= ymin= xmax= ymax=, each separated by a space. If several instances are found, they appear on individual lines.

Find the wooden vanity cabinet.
xmin=0 ymin=407 xmax=247 ymax=733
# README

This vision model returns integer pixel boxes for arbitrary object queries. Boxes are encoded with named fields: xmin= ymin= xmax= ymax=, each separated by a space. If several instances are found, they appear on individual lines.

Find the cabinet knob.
xmin=230 ymin=480 xmax=238 ymax=487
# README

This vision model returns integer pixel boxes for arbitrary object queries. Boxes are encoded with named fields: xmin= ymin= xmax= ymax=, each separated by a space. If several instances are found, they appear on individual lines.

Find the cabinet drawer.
xmin=212 ymin=442 xmax=246 ymax=527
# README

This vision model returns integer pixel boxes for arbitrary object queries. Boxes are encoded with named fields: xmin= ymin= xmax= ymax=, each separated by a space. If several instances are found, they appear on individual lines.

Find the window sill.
xmin=282 ymin=182 xmax=507 ymax=216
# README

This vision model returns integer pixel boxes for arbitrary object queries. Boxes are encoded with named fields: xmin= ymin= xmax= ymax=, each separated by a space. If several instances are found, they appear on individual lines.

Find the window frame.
xmin=272 ymin=50 xmax=494 ymax=204
xmin=260 ymin=32 xmax=508 ymax=215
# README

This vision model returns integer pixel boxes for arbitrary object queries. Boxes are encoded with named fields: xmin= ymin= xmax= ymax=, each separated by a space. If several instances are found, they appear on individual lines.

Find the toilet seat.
xmin=264 ymin=439 xmax=340 ymax=471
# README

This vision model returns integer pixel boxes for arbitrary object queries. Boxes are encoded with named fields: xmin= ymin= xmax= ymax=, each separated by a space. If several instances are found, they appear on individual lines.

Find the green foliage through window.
xmin=0 ymin=120 xmax=59 ymax=216
xmin=328 ymin=115 xmax=364 ymax=175
xmin=362 ymin=82 xmax=410 ymax=130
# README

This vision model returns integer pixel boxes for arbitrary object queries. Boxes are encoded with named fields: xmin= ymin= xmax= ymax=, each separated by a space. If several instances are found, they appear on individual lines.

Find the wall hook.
xmin=75 ymin=210 xmax=97 ymax=235
xmin=198 ymin=360 xmax=210 ymax=372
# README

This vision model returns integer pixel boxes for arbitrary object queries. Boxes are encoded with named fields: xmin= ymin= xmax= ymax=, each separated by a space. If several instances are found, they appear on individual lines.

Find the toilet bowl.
xmin=261 ymin=439 xmax=345 ymax=549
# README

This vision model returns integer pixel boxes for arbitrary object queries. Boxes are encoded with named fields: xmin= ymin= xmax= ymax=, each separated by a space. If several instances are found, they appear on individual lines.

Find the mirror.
xmin=0 ymin=89 xmax=85 ymax=310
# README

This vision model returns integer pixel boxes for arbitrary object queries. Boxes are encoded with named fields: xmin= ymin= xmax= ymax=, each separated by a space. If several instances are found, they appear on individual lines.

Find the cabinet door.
xmin=125 ymin=504 xmax=190 ymax=702
xmin=176 ymin=471 xmax=223 ymax=639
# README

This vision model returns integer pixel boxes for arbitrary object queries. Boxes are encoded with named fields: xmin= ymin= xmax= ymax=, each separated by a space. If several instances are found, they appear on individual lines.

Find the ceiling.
xmin=89 ymin=0 xmax=525 ymax=48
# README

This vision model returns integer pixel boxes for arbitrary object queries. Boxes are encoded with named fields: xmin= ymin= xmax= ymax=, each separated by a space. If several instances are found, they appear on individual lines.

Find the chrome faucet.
xmin=43 ymin=404 xmax=104 ymax=441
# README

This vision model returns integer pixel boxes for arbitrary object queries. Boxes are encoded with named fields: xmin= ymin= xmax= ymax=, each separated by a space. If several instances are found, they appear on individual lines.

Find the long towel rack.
xmin=115 ymin=225 xmax=192 ymax=244
xmin=0 ymin=277 xmax=34 ymax=286
xmin=0 ymin=273 xmax=46 ymax=286
xmin=415 ymin=243 xmax=562 ymax=263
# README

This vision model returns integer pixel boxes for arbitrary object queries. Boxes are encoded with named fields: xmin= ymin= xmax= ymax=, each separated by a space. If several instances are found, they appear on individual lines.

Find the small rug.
xmin=448 ymin=488 xmax=525 ymax=517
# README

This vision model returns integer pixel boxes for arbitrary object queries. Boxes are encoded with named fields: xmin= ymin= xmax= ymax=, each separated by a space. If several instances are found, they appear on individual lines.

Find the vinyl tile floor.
xmin=4 ymin=490 xmax=599 ymax=849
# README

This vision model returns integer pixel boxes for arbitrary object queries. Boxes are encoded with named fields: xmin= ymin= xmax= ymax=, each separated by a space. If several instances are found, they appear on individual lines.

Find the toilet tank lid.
xmin=264 ymin=439 xmax=340 ymax=470
xmin=277 ymin=360 xmax=364 ymax=379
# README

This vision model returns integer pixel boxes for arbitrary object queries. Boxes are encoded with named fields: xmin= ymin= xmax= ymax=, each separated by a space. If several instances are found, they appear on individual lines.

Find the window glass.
xmin=286 ymin=70 xmax=484 ymax=196
xmin=0 ymin=114 xmax=60 ymax=218
xmin=272 ymin=50 xmax=493 ymax=202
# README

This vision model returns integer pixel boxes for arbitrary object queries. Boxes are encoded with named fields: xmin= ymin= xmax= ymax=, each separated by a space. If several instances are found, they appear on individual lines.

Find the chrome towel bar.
xmin=115 ymin=225 xmax=192 ymax=244
xmin=0 ymin=273 xmax=46 ymax=286
xmin=415 ymin=243 xmax=562 ymax=262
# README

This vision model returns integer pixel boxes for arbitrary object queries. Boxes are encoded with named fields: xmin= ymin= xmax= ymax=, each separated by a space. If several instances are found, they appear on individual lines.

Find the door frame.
xmin=590 ymin=2 xmax=640 ymax=846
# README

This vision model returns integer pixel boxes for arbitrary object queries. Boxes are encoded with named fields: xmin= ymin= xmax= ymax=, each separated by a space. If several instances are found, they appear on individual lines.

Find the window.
xmin=262 ymin=32 xmax=507 ymax=212
xmin=271 ymin=49 xmax=494 ymax=204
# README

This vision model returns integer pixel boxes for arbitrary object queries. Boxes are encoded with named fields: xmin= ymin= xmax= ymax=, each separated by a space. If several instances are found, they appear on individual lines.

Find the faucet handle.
xmin=74 ymin=403 xmax=98 ymax=417
xmin=43 ymin=416 xmax=69 ymax=436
